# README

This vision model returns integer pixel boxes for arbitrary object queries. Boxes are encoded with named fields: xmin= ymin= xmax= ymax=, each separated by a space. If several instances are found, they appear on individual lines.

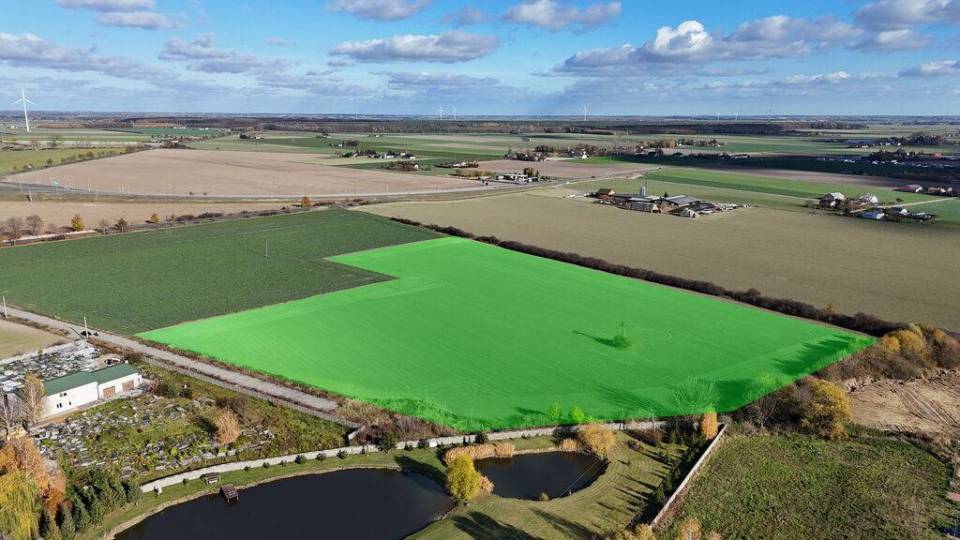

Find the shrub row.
xmin=391 ymin=218 xmax=906 ymax=337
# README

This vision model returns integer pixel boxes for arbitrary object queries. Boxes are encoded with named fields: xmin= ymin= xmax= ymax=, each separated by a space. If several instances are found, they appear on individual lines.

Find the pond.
xmin=476 ymin=451 xmax=606 ymax=500
xmin=116 ymin=469 xmax=454 ymax=540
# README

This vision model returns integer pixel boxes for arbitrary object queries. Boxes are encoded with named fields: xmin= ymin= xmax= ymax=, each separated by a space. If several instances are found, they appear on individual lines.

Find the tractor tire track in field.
xmin=4 ymin=306 xmax=359 ymax=430
xmin=850 ymin=370 xmax=960 ymax=436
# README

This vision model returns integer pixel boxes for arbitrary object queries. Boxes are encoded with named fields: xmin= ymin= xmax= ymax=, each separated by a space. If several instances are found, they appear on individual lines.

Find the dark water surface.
xmin=116 ymin=469 xmax=453 ymax=540
xmin=476 ymin=451 xmax=606 ymax=500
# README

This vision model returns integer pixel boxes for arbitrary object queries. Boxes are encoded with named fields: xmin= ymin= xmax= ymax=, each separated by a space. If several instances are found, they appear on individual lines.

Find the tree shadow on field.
xmin=774 ymin=336 xmax=864 ymax=379
xmin=596 ymin=385 xmax=662 ymax=418
xmin=573 ymin=329 xmax=635 ymax=351
xmin=394 ymin=455 xmax=444 ymax=483
xmin=452 ymin=512 xmax=542 ymax=540
xmin=530 ymin=508 xmax=595 ymax=539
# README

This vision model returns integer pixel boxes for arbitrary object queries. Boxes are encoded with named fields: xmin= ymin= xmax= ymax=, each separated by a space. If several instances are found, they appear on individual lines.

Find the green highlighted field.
xmin=141 ymin=236 xmax=874 ymax=431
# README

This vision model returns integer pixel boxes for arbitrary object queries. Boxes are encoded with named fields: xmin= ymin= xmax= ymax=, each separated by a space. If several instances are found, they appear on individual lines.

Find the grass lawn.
xmin=667 ymin=434 xmax=957 ymax=540
xmin=0 ymin=209 xmax=438 ymax=334
xmin=413 ymin=432 xmax=678 ymax=540
xmin=910 ymin=198 xmax=960 ymax=226
xmin=141 ymin=236 xmax=874 ymax=432
xmin=641 ymin=167 xmax=937 ymax=204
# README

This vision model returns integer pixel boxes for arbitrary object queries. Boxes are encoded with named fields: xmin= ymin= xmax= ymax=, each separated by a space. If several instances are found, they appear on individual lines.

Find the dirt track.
xmin=5 ymin=149 xmax=500 ymax=197
xmin=850 ymin=371 xmax=960 ymax=437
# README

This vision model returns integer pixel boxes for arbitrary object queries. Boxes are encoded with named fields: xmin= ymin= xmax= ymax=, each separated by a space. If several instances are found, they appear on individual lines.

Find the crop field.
xmin=141 ymin=236 xmax=873 ymax=432
xmin=0 ymin=148 xmax=126 ymax=174
xmin=0 ymin=319 xmax=65 ymax=359
xmin=363 ymin=192 xmax=960 ymax=330
xmin=0 ymin=210 xmax=438 ymax=334
xmin=5 ymin=149 xmax=502 ymax=197
xmin=668 ymin=434 xmax=956 ymax=540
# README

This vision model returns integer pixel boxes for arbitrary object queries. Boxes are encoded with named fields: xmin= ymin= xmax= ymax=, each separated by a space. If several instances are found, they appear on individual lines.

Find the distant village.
xmin=590 ymin=180 xmax=740 ymax=219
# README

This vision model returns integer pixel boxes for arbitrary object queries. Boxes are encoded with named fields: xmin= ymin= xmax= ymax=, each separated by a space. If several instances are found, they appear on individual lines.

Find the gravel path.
xmin=3 ymin=306 xmax=356 ymax=428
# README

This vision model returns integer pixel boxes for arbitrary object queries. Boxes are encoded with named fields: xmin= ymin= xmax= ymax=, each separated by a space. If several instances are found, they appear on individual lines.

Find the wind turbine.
xmin=582 ymin=104 xmax=589 ymax=122
xmin=12 ymin=89 xmax=34 ymax=132
xmin=438 ymin=106 xmax=445 ymax=121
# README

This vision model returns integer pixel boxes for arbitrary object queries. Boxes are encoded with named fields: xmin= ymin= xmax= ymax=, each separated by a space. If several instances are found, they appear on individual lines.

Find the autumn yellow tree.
xmin=213 ymin=408 xmax=241 ymax=445
xmin=69 ymin=214 xmax=84 ymax=231
xmin=676 ymin=517 xmax=702 ymax=540
xmin=700 ymin=411 xmax=719 ymax=440
xmin=0 ymin=471 xmax=39 ymax=540
xmin=148 ymin=213 xmax=160 ymax=224
xmin=801 ymin=379 xmax=851 ymax=441
xmin=578 ymin=424 xmax=616 ymax=458
xmin=445 ymin=454 xmax=483 ymax=502
xmin=300 ymin=196 xmax=313 ymax=208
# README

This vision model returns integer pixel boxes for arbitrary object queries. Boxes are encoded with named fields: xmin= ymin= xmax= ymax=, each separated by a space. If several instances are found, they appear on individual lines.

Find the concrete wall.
xmin=44 ymin=381 xmax=98 ymax=416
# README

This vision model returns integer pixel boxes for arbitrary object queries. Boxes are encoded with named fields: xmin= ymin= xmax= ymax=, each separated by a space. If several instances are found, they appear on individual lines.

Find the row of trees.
xmin=0 ymin=434 xmax=143 ymax=540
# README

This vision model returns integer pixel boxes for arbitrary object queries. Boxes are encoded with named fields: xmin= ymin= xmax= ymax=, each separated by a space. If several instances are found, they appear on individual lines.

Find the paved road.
xmin=4 ymin=306 xmax=356 ymax=428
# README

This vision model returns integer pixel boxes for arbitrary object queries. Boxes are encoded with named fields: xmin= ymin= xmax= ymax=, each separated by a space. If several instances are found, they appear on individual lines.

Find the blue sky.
xmin=2 ymin=0 xmax=960 ymax=115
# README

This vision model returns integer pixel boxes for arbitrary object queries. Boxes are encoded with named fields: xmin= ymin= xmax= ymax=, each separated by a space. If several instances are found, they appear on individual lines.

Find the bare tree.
xmin=19 ymin=373 xmax=46 ymax=428
xmin=5 ymin=217 xmax=25 ymax=240
xmin=97 ymin=219 xmax=111 ymax=234
xmin=24 ymin=215 xmax=43 ymax=236
xmin=115 ymin=217 xmax=129 ymax=233
xmin=0 ymin=393 xmax=23 ymax=441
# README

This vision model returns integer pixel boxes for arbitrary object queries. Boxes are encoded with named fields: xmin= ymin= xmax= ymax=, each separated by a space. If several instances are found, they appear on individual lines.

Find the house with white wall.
xmin=40 ymin=364 xmax=141 ymax=418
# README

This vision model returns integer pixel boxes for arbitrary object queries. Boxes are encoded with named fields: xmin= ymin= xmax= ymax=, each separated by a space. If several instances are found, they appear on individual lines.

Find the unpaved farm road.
xmin=4 ymin=307 xmax=356 ymax=429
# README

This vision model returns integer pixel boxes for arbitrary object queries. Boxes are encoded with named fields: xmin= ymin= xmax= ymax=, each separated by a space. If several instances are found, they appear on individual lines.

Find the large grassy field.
xmin=0 ymin=210 xmax=438 ymax=334
xmin=362 ymin=193 xmax=960 ymax=330
xmin=669 ymin=434 xmax=956 ymax=540
xmin=141 ymin=236 xmax=872 ymax=431
xmin=642 ymin=167 xmax=937 ymax=203
xmin=0 ymin=147 xmax=126 ymax=174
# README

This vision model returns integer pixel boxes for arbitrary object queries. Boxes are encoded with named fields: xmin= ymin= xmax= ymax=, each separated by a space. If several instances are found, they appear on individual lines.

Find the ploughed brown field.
xmin=5 ymin=149 xmax=504 ymax=197
xmin=477 ymin=159 xmax=656 ymax=179
xmin=362 ymin=190 xmax=960 ymax=330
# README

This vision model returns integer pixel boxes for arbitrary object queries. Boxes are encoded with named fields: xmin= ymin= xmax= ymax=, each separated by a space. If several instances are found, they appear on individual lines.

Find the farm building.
xmin=660 ymin=195 xmax=701 ymax=211
xmin=36 ymin=364 xmax=141 ymax=418
xmin=858 ymin=193 xmax=880 ymax=205
xmin=861 ymin=210 xmax=886 ymax=220
xmin=820 ymin=192 xmax=847 ymax=208
xmin=896 ymin=184 xmax=924 ymax=193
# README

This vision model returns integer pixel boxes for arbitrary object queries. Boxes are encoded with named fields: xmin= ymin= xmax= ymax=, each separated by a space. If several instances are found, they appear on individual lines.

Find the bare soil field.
xmin=0 ymin=319 xmax=65 ymax=359
xmin=362 ymin=191 xmax=960 ymax=330
xmin=0 ymin=200 xmax=292 ymax=228
xmin=478 ymin=159 xmax=656 ymax=179
xmin=6 ymin=149 xmax=500 ymax=197
xmin=850 ymin=371 xmax=960 ymax=437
